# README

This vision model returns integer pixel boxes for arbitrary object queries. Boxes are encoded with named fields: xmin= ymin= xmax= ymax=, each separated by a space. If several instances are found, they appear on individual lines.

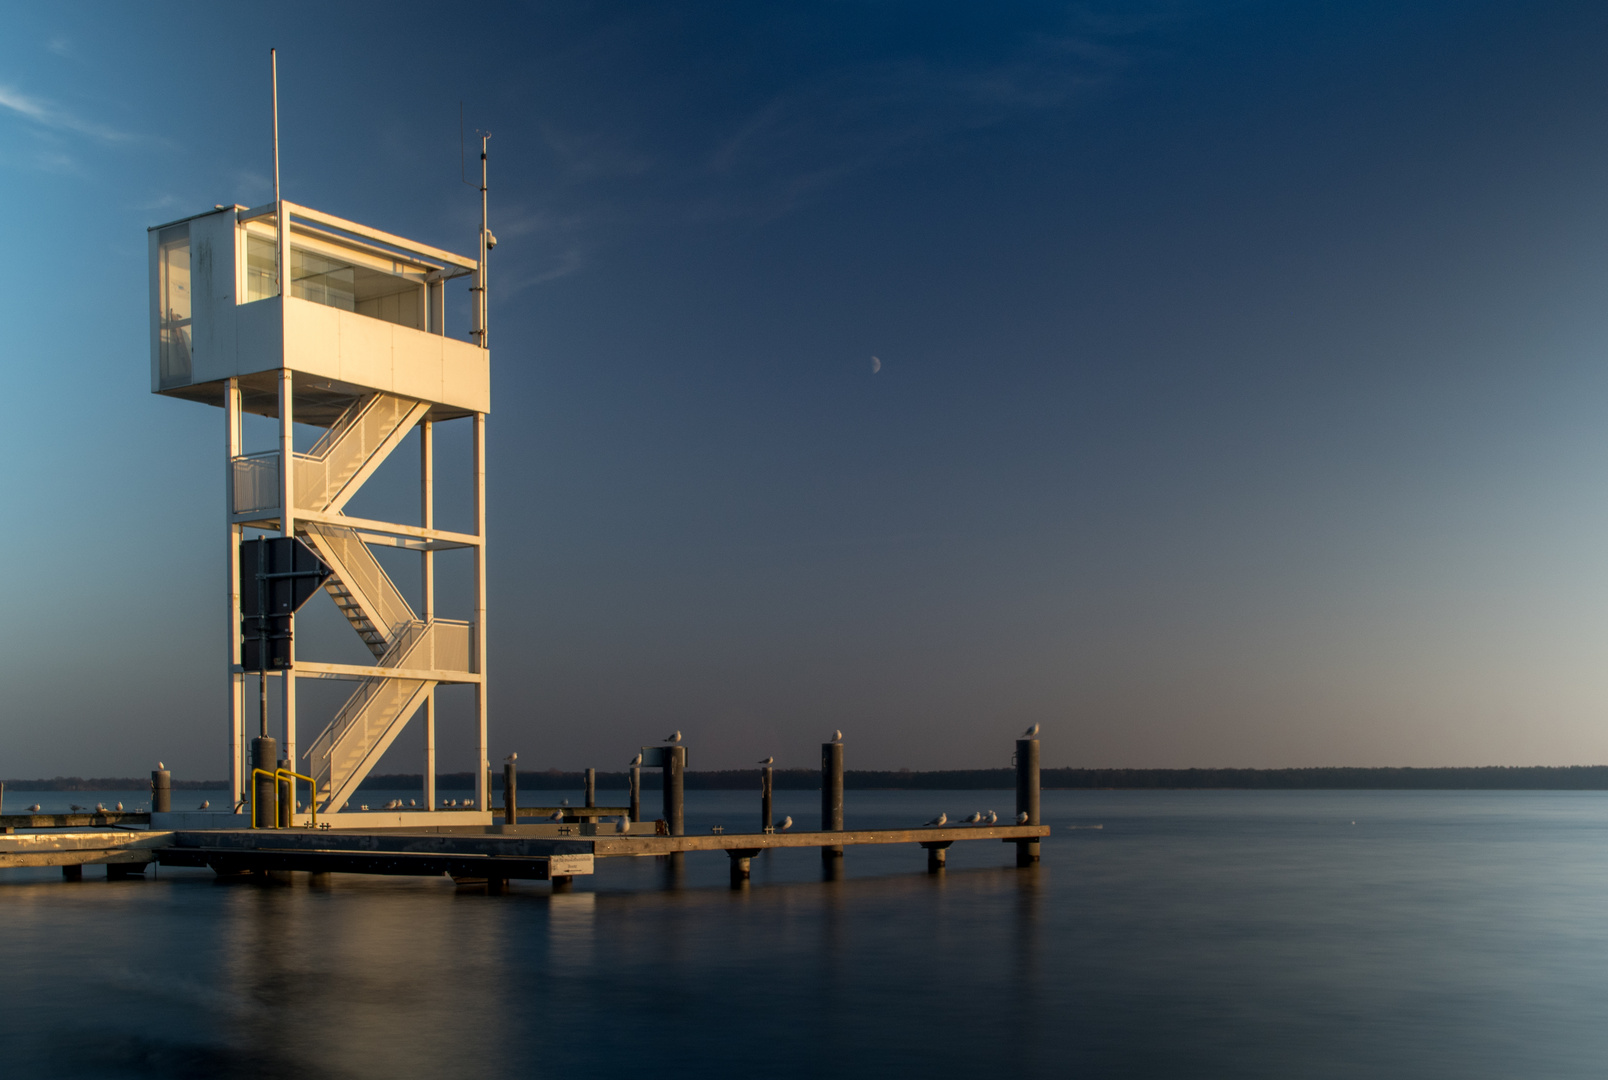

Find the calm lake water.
xmin=5 ymin=788 xmax=1608 ymax=1078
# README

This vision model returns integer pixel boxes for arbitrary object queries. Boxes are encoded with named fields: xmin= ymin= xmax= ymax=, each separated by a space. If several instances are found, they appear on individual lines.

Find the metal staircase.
xmin=239 ymin=391 xmax=475 ymax=812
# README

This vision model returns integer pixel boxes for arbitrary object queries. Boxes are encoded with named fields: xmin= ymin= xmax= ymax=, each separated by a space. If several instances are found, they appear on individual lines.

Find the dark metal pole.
xmin=584 ymin=768 xmax=596 ymax=809
xmin=663 ymin=746 xmax=685 ymax=836
xmin=629 ymin=765 xmax=641 ymax=824
xmin=1015 ymin=737 xmax=1041 ymax=866
xmin=151 ymin=767 xmax=171 ymax=814
xmin=277 ymin=758 xmax=293 ymax=828
xmin=761 ymin=765 xmax=773 ymax=831
xmin=821 ymin=741 xmax=844 ymax=861
xmin=503 ymin=761 xmax=517 ymax=825
xmin=250 ymin=735 xmax=277 ymax=829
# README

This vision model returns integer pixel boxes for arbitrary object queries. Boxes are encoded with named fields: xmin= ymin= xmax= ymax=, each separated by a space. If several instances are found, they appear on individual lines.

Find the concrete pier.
xmin=151 ymin=767 xmax=171 ymax=813
xmin=663 ymin=746 xmax=686 ymax=836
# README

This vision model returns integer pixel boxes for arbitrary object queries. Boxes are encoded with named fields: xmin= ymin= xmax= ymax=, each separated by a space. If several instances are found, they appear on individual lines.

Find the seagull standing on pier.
xmin=1016 ymin=810 xmax=1029 ymax=824
xmin=665 ymin=731 xmax=682 ymax=744
xmin=617 ymin=814 xmax=630 ymax=833
xmin=549 ymin=809 xmax=565 ymax=821
xmin=758 ymin=756 xmax=773 ymax=765
xmin=986 ymin=810 xmax=998 ymax=825
xmin=774 ymin=815 xmax=793 ymax=831
xmin=1022 ymin=723 xmax=1040 ymax=738
xmin=28 ymin=803 xmax=41 ymax=813
xmin=116 ymin=802 xmax=123 ymax=812
xmin=198 ymin=800 xmax=210 ymax=810
xmin=962 ymin=811 xmax=982 ymax=825
xmin=924 ymin=812 xmax=947 ymax=827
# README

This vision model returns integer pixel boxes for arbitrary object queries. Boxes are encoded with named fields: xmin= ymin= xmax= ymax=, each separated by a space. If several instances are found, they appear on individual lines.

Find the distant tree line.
xmin=14 ymin=765 xmax=1608 ymax=792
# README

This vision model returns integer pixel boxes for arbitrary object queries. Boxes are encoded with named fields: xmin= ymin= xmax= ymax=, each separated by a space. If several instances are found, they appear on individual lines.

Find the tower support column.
xmin=278 ymin=368 xmax=297 ymax=767
xmin=473 ymin=412 xmax=488 ymax=812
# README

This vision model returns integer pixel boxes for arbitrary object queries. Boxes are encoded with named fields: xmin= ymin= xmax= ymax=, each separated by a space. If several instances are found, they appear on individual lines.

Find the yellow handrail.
xmin=250 ymin=767 xmax=318 ymax=828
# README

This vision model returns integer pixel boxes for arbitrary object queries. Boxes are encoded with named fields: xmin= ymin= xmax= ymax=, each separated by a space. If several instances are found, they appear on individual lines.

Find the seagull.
xmin=924 ymin=812 xmax=947 ymax=827
xmin=630 ymin=752 xmax=642 ymax=766
xmin=549 ymin=809 xmax=564 ymax=821
xmin=831 ymin=729 xmax=843 ymax=743
xmin=665 ymin=730 xmax=682 ymax=744
xmin=95 ymin=803 xmax=107 ymax=813
xmin=561 ymin=798 xmax=570 ymax=807
xmin=505 ymin=752 xmax=517 ymax=762
xmin=409 ymin=799 xmax=417 ymax=807
xmin=28 ymin=803 xmax=41 ymax=813
xmin=1016 ymin=810 xmax=1029 ymax=825
xmin=115 ymin=802 xmax=124 ymax=812
xmin=962 ymin=811 xmax=983 ymax=825
xmin=774 ymin=815 xmax=793 ymax=831
xmin=198 ymin=800 xmax=210 ymax=810
xmin=616 ymin=814 xmax=631 ymax=833
xmin=359 ymin=804 xmax=369 ymax=811
xmin=157 ymin=762 xmax=165 ymax=770
xmin=986 ymin=810 xmax=998 ymax=825
xmin=758 ymin=756 xmax=774 ymax=765
xmin=1022 ymin=723 xmax=1040 ymax=738
xmin=463 ymin=799 xmax=475 ymax=808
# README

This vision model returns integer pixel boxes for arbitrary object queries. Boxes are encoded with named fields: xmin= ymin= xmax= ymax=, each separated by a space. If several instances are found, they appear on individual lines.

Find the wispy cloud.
xmin=0 ymin=83 xmax=135 ymax=142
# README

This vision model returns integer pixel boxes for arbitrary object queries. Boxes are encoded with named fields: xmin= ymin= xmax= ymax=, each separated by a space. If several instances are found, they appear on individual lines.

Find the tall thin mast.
xmin=271 ymin=48 xmax=282 ymax=290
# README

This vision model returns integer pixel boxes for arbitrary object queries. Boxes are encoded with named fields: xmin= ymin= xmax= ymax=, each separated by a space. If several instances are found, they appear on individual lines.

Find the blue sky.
xmin=6 ymin=2 xmax=1608 ymax=778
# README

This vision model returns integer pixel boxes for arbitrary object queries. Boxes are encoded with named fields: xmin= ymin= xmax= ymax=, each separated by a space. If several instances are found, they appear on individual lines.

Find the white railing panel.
xmin=232 ymin=453 xmax=280 ymax=515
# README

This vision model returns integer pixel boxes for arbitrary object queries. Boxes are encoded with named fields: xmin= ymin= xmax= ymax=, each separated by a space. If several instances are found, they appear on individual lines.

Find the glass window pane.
xmin=158 ymin=224 xmax=191 ymax=386
xmin=244 ymin=233 xmax=278 ymax=302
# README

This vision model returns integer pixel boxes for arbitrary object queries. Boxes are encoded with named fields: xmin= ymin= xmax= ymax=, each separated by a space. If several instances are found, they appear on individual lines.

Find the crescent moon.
xmin=871 ymin=355 xmax=881 ymax=373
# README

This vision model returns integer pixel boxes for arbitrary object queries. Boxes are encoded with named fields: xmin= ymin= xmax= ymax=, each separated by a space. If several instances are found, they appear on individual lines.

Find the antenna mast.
xmin=271 ymin=48 xmax=282 ymax=291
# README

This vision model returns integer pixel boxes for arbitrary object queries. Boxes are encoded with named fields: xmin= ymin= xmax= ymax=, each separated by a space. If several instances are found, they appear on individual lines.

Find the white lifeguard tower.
xmin=148 ymin=188 xmax=494 ymax=823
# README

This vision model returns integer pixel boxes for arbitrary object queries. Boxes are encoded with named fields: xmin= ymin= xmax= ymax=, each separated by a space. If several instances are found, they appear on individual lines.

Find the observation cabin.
xmin=149 ymin=198 xmax=495 ymax=823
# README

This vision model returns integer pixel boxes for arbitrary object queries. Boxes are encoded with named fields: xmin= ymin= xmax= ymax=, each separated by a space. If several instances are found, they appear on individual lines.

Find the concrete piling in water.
xmin=62 ymin=865 xmax=82 ymax=882
xmin=728 ymin=848 xmax=760 ymax=889
xmin=629 ymin=765 xmax=641 ymax=824
xmin=503 ymin=760 xmax=518 ymax=825
xmin=761 ymin=765 xmax=773 ymax=832
xmin=924 ymin=842 xmax=950 ymax=873
xmin=584 ymin=768 xmax=596 ymax=809
xmin=821 ymin=740 xmax=844 ymax=862
xmin=151 ymin=767 xmax=171 ymax=814
xmin=250 ymin=736 xmax=278 ymax=829
xmin=664 ymin=746 xmax=685 ymax=837
xmin=1015 ymin=737 xmax=1041 ymax=867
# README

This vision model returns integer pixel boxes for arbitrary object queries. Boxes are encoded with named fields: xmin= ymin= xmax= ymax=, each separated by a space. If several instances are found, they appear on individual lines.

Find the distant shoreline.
xmin=12 ymin=766 xmax=1608 ymax=792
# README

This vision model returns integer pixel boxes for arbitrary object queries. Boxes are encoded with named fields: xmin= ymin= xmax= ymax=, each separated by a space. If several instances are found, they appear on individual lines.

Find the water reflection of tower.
xmin=147 ymin=126 xmax=494 ymax=816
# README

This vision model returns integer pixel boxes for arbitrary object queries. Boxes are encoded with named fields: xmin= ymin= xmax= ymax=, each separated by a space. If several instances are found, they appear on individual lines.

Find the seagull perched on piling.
xmin=924 ymin=812 xmax=947 ymax=827
xmin=831 ymin=729 xmax=843 ymax=743
xmin=198 ymin=800 xmax=210 ymax=810
xmin=630 ymin=752 xmax=642 ymax=766
xmin=962 ymin=811 xmax=983 ymax=825
xmin=505 ymin=752 xmax=517 ymax=762
xmin=1022 ymin=723 xmax=1040 ymax=738
xmin=665 ymin=730 xmax=682 ymax=744
xmin=774 ymin=815 xmax=793 ymax=831
xmin=1016 ymin=810 xmax=1029 ymax=824
xmin=758 ymin=756 xmax=774 ymax=765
